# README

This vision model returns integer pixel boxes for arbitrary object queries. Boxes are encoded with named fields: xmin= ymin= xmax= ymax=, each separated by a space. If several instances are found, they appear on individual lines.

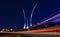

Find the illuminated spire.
xmin=26 ymin=18 xmax=29 ymax=29
xmin=23 ymin=24 xmax=26 ymax=29
xmin=30 ymin=3 xmax=38 ymax=26
xmin=22 ymin=8 xmax=26 ymax=29
xmin=22 ymin=2 xmax=38 ymax=29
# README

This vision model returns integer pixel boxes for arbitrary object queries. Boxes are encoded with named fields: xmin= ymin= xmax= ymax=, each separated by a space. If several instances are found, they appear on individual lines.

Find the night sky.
xmin=0 ymin=0 xmax=60 ymax=30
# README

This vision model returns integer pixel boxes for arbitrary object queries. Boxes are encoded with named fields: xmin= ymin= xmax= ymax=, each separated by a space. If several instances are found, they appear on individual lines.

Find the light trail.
xmin=21 ymin=25 xmax=60 ymax=32
xmin=52 ymin=19 xmax=60 ymax=22
xmin=30 ymin=3 xmax=38 ymax=26
xmin=39 ymin=11 xmax=60 ymax=24
xmin=39 ymin=14 xmax=60 ymax=25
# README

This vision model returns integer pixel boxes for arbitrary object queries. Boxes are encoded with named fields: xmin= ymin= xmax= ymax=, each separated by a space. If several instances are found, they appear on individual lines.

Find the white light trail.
xmin=52 ymin=19 xmax=60 ymax=22
xmin=39 ymin=14 xmax=60 ymax=25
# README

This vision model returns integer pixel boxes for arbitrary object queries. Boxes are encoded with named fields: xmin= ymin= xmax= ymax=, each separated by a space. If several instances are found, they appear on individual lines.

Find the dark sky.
xmin=0 ymin=0 xmax=60 ymax=30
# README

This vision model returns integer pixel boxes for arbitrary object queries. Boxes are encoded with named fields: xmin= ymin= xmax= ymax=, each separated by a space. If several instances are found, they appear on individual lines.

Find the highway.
xmin=0 ymin=25 xmax=60 ymax=37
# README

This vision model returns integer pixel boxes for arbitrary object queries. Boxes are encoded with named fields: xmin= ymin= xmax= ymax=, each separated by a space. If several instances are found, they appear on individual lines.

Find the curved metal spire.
xmin=26 ymin=18 xmax=29 ymax=29
xmin=22 ymin=8 xmax=26 ymax=29
xmin=30 ymin=3 xmax=38 ymax=26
